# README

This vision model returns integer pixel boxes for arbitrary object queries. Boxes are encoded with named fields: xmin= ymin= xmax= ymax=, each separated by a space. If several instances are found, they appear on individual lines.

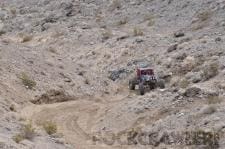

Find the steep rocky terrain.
xmin=0 ymin=0 xmax=225 ymax=148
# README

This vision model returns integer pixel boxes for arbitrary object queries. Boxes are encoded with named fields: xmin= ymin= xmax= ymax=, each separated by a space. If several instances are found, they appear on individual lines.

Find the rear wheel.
xmin=139 ymin=82 xmax=145 ymax=95
xmin=157 ymin=79 xmax=165 ymax=89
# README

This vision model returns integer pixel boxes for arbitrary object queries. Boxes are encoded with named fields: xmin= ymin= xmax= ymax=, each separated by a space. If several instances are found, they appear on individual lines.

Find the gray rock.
xmin=135 ymin=38 xmax=144 ymax=43
xmin=116 ymin=35 xmax=129 ymax=41
xmin=127 ymin=59 xmax=150 ymax=68
xmin=185 ymin=72 xmax=202 ymax=83
xmin=174 ymin=31 xmax=185 ymax=38
xmin=175 ymin=52 xmax=187 ymax=60
xmin=215 ymin=37 xmax=222 ymax=42
xmin=199 ymin=105 xmax=217 ymax=115
xmin=167 ymin=44 xmax=178 ymax=53
xmin=108 ymin=68 xmax=129 ymax=81
xmin=184 ymin=86 xmax=202 ymax=97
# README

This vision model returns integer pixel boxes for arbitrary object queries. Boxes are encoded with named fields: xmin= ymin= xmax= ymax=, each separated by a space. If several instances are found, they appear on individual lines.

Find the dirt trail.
xmin=21 ymin=90 xmax=133 ymax=149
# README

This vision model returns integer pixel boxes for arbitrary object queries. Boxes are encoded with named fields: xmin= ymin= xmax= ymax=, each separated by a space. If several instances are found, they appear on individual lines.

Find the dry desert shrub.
xmin=18 ymin=33 xmax=33 ymax=43
xmin=13 ymin=123 xmax=36 ymax=143
xmin=102 ymin=29 xmax=112 ymax=40
xmin=197 ymin=11 xmax=212 ymax=22
xmin=43 ymin=121 xmax=57 ymax=135
xmin=117 ymin=17 xmax=128 ymax=25
xmin=207 ymin=95 xmax=222 ymax=104
xmin=20 ymin=72 xmax=36 ymax=89
xmin=191 ymin=10 xmax=212 ymax=31
xmin=143 ymin=14 xmax=155 ymax=26
xmin=201 ymin=62 xmax=219 ymax=81
xmin=133 ymin=27 xmax=144 ymax=36
xmin=179 ymin=78 xmax=190 ymax=89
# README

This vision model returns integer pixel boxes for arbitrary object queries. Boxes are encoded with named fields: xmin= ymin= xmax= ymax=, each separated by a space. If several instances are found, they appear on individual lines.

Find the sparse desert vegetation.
xmin=13 ymin=123 xmax=36 ymax=143
xmin=43 ymin=121 xmax=57 ymax=135
xmin=18 ymin=33 xmax=33 ymax=43
xmin=207 ymin=95 xmax=222 ymax=104
xmin=133 ymin=27 xmax=144 ymax=36
xmin=0 ymin=0 xmax=224 ymax=148
xmin=20 ymin=72 xmax=36 ymax=89
xmin=102 ymin=29 xmax=112 ymax=40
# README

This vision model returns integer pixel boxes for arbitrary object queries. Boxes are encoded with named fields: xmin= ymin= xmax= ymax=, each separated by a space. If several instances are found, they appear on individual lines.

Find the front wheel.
xmin=149 ymin=82 xmax=156 ymax=90
xmin=129 ymin=81 xmax=135 ymax=90
xmin=139 ymin=83 xmax=145 ymax=95
xmin=129 ymin=78 xmax=137 ymax=90
xmin=157 ymin=79 xmax=165 ymax=89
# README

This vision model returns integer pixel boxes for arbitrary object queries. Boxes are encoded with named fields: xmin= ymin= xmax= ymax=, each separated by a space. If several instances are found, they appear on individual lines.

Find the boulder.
xmin=184 ymin=86 xmax=201 ymax=97
xmin=185 ymin=72 xmax=202 ymax=83
xmin=199 ymin=105 xmax=217 ymax=115
xmin=174 ymin=31 xmax=185 ymax=38
xmin=167 ymin=44 xmax=178 ymax=53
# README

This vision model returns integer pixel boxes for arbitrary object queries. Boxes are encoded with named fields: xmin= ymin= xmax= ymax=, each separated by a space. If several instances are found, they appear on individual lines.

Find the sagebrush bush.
xmin=202 ymin=62 xmax=219 ymax=81
xmin=23 ymin=123 xmax=36 ymax=140
xmin=13 ymin=123 xmax=36 ymax=143
xmin=102 ymin=29 xmax=112 ymax=40
xmin=12 ymin=134 xmax=24 ymax=143
xmin=118 ymin=18 xmax=128 ymax=25
xmin=43 ymin=121 xmax=57 ymax=135
xmin=133 ymin=27 xmax=143 ymax=36
xmin=179 ymin=78 xmax=190 ymax=89
xmin=207 ymin=95 xmax=222 ymax=104
xmin=197 ymin=11 xmax=212 ymax=22
xmin=20 ymin=72 xmax=36 ymax=89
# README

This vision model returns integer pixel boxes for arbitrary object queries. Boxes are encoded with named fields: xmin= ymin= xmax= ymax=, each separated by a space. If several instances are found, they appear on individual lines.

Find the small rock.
xmin=127 ymin=59 xmax=150 ymax=68
xmin=167 ymin=44 xmax=178 ymax=52
xmin=185 ymin=72 xmax=202 ymax=83
xmin=174 ymin=31 xmax=185 ymax=38
xmin=64 ymin=78 xmax=72 ymax=83
xmin=9 ymin=104 xmax=16 ymax=112
xmin=184 ymin=86 xmax=201 ymax=97
xmin=135 ymin=38 xmax=144 ymax=43
xmin=54 ymin=138 xmax=65 ymax=145
xmin=175 ymin=52 xmax=187 ymax=60
xmin=178 ymin=88 xmax=186 ymax=95
xmin=200 ymin=105 xmax=217 ymax=115
xmin=179 ymin=37 xmax=191 ymax=44
xmin=215 ymin=37 xmax=222 ymax=42
xmin=116 ymin=35 xmax=129 ymax=41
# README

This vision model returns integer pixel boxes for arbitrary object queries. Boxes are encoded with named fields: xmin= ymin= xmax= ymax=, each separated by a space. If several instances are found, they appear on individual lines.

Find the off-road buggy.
xmin=129 ymin=67 xmax=165 ymax=95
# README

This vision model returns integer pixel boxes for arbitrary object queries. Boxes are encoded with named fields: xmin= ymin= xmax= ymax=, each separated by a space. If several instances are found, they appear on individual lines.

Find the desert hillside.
xmin=0 ymin=0 xmax=225 ymax=148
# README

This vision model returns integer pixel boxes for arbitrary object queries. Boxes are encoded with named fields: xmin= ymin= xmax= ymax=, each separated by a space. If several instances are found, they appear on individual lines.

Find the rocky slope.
xmin=0 ymin=0 xmax=225 ymax=148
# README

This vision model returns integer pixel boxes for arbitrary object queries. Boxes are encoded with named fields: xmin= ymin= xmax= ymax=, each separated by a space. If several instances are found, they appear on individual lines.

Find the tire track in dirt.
xmin=21 ymin=91 xmax=131 ymax=149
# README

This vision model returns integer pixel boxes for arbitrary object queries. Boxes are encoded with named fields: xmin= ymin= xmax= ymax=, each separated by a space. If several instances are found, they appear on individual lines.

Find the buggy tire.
xmin=157 ymin=79 xmax=165 ymax=89
xmin=139 ymin=82 xmax=145 ymax=95
xmin=149 ymin=82 xmax=156 ymax=90
xmin=129 ymin=78 xmax=137 ymax=90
